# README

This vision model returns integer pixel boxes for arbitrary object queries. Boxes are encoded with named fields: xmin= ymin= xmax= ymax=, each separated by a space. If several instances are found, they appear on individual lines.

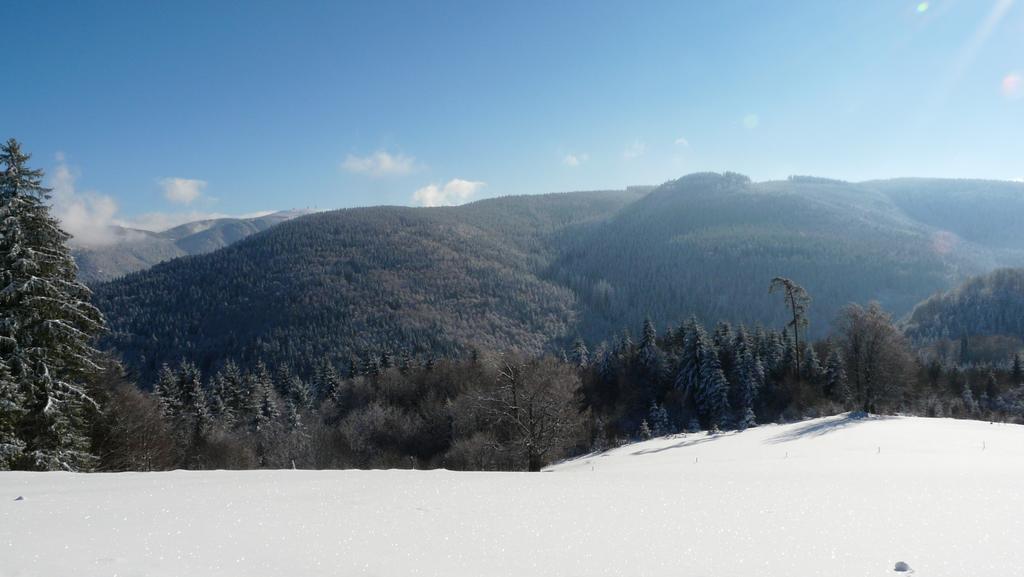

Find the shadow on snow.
xmin=764 ymin=412 xmax=890 ymax=445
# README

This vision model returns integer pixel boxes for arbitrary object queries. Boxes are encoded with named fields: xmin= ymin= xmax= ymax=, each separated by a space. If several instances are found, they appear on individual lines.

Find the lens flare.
xmin=1003 ymin=72 xmax=1023 ymax=100
xmin=917 ymin=2 xmax=929 ymax=13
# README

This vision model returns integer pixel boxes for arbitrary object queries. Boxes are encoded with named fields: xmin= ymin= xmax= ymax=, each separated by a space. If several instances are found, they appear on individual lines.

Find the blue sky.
xmin=6 ymin=0 xmax=1024 ymax=235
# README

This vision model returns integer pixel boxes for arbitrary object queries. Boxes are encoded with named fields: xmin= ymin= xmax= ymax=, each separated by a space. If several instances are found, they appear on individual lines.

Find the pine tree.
xmin=173 ymin=361 xmax=209 ymax=465
xmin=697 ymin=343 xmax=731 ymax=431
xmin=638 ymin=319 xmax=663 ymax=380
xmin=206 ymin=371 xmax=232 ymax=428
xmin=0 ymin=139 xmax=107 ymax=470
xmin=1013 ymin=353 xmax=1023 ymax=385
xmin=595 ymin=343 xmax=615 ymax=384
xmin=281 ymin=375 xmax=312 ymax=430
xmin=249 ymin=361 xmax=276 ymax=424
xmin=217 ymin=360 xmax=248 ymax=425
xmin=959 ymin=334 xmax=970 ymax=366
xmin=0 ymin=359 xmax=26 ymax=469
xmin=638 ymin=418 xmax=652 ymax=440
xmin=570 ymin=338 xmax=589 ymax=369
xmin=961 ymin=380 xmax=977 ymax=415
xmin=617 ymin=330 xmax=635 ymax=361
xmin=346 ymin=356 xmax=360 ymax=378
xmin=802 ymin=345 xmax=821 ymax=382
xmin=647 ymin=401 xmax=671 ymax=436
xmin=984 ymin=371 xmax=998 ymax=410
xmin=153 ymin=364 xmax=180 ymax=419
xmin=675 ymin=318 xmax=706 ymax=402
xmin=762 ymin=330 xmax=784 ymax=375
xmin=251 ymin=362 xmax=281 ymax=467
xmin=735 ymin=343 xmax=763 ymax=429
xmin=313 ymin=356 xmax=342 ymax=407
xmin=824 ymin=349 xmax=849 ymax=404
xmin=781 ymin=330 xmax=798 ymax=377
xmin=273 ymin=363 xmax=294 ymax=398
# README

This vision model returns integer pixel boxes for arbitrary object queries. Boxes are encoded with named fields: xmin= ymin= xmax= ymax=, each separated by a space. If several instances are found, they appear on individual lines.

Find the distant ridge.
xmin=92 ymin=175 xmax=1024 ymax=380
xmin=72 ymin=209 xmax=314 ymax=283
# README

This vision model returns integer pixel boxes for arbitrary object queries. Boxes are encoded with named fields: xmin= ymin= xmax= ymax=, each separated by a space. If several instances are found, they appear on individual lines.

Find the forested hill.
xmin=905 ymin=268 xmax=1024 ymax=363
xmin=94 ymin=174 xmax=1024 ymax=381
xmin=71 ymin=210 xmax=310 ymax=283
xmin=95 ymin=189 xmax=645 ymax=379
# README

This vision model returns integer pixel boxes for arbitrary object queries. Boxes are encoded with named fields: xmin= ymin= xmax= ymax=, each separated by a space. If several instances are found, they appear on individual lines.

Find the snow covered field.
xmin=3 ymin=413 xmax=1023 ymax=577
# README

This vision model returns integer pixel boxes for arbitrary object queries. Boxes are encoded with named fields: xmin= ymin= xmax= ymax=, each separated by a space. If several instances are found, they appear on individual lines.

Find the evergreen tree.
xmin=153 ymin=364 xmax=180 ymax=419
xmin=617 ymin=330 xmax=635 ymax=361
xmin=697 ymin=343 xmax=731 ymax=431
xmin=0 ymin=139 xmax=106 ymax=471
xmin=781 ymin=330 xmax=798 ymax=377
xmin=595 ymin=343 xmax=616 ymax=384
xmin=0 ymin=359 xmax=25 ymax=468
xmin=281 ymin=375 xmax=312 ymax=430
xmin=207 ymin=371 xmax=232 ymax=428
xmin=638 ymin=418 xmax=652 ymax=440
xmin=638 ymin=318 xmax=663 ymax=380
xmin=824 ymin=349 xmax=849 ymax=404
xmin=984 ymin=371 xmax=998 ymax=410
xmin=961 ymin=380 xmax=977 ymax=415
xmin=1013 ymin=353 xmax=1023 ymax=385
xmin=171 ymin=361 xmax=209 ymax=465
xmin=802 ymin=345 xmax=821 ymax=382
xmin=675 ymin=318 xmax=706 ymax=402
xmin=735 ymin=343 xmax=763 ymax=429
xmin=762 ymin=330 xmax=784 ymax=375
xmin=217 ymin=360 xmax=248 ymax=425
xmin=249 ymin=362 xmax=276 ymax=424
xmin=570 ymin=338 xmax=589 ymax=369
xmin=646 ymin=401 xmax=671 ymax=437
xmin=313 ymin=356 xmax=342 ymax=407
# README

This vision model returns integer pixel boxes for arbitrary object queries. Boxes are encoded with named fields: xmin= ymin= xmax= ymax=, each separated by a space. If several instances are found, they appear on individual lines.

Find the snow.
xmin=2 ymin=413 xmax=1023 ymax=576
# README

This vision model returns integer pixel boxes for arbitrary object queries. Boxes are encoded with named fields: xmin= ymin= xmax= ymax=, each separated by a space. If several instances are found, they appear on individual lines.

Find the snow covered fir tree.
xmin=0 ymin=139 xmax=106 ymax=471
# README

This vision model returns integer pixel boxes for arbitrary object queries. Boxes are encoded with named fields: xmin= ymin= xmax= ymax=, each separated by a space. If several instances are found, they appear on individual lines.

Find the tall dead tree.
xmin=769 ymin=277 xmax=811 ymax=376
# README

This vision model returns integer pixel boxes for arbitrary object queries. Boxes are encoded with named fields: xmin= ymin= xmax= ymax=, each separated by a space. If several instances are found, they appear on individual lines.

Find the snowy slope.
xmin=3 ymin=414 xmax=1023 ymax=577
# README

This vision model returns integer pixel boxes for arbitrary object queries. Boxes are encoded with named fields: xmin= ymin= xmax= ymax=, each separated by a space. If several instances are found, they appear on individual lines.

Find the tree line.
xmin=3 ymin=139 xmax=1024 ymax=473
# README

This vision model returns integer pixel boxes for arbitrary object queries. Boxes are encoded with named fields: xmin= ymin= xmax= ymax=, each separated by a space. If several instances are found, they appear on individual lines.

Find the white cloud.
xmin=674 ymin=137 xmax=690 ymax=147
xmin=562 ymin=153 xmax=589 ymax=167
xmin=742 ymin=113 xmax=760 ymax=130
xmin=341 ymin=151 xmax=418 ymax=176
xmin=119 ymin=211 xmax=232 ymax=232
xmin=1012 ymin=177 xmax=1024 ymax=183
xmin=623 ymin=139 xmax=646 ymax=159
xmin=160 ymin=177 xmax=206 ymax=204
xmin=46 ymin=154 xmax=282 ymax=244
xmin=412 ymin=179 xmax=485 ymax=207
xmin=48 ymin=154 xmax=127 ymax=246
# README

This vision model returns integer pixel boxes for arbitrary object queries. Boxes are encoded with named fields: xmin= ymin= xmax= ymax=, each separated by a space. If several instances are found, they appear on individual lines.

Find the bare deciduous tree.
xmin=836 ymin=302 xmax=914 ymax=413
xmin=478 ymin=356 xmax=585 ymax=471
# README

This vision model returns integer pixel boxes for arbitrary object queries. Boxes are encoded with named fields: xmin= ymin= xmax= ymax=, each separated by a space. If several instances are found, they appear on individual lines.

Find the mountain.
xmin=905 ymin=267 xmax=1024 ymax=363
xmin=93 ymin=174 xmax=1024 ymax=380
xmin=6 ymin=414 xmax=1024 ymax=576
xmin=869 ymin=178 xmax=1024 ymax=252
xmin=94 ymin=190 xmax=643 ymax=378
xmin=71 ymin=210 xmax=311 ymax=283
